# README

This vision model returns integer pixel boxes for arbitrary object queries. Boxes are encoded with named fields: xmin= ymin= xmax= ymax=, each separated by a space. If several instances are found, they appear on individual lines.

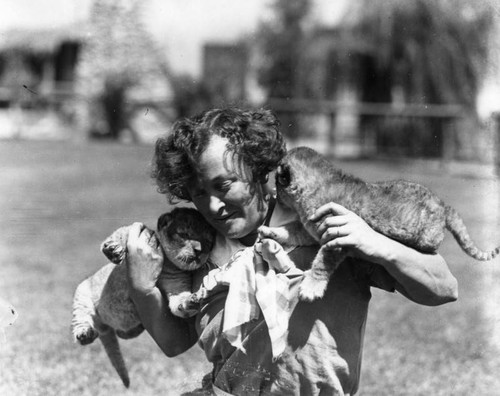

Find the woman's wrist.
xmin=127 ymin=276 xmax=157 ymax=296
xmin=350 ymin=231 xmax=398 ymax=267
xmin=129 ymin=284 xmax=160 ymax=305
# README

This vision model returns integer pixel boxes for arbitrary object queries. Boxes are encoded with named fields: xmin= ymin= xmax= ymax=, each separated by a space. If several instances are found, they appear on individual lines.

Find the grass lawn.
xmin=0 ymin=140 xmax=499 ymax=395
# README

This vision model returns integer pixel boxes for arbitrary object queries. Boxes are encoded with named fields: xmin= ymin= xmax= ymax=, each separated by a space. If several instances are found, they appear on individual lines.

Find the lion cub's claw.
xmin=176 ymin=288 xmax=208 ymax=318
xmin=258 ymin=225 xmax=276 ymax=241
xmin=75 ymin=326 xmax=99 ymax=345
xmin=101 ymin=241 xmax=125 ymax=264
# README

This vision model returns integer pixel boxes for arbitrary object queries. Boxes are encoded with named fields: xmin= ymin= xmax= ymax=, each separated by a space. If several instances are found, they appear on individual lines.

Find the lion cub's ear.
xmin=156 ymin=212 xmax=172 ymax=232
xmin=276 ymin=164 xmax=291 ymax=187
xmin=101 ymin=226 xmax=130 ymax=264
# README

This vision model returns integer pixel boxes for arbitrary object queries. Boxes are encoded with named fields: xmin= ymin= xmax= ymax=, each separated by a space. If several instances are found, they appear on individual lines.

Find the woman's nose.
xmin=208 ymin=195 xmax=225 ymax=215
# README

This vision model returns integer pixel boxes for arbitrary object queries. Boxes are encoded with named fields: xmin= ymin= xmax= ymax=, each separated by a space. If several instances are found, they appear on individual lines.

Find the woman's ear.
xmin=257 ymin=173 xmax=269 ymax=184
xmin=261 ymin=170 xmax=276 ymax=197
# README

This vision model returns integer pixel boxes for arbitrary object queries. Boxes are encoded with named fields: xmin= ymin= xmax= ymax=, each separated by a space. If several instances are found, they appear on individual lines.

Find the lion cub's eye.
xmin=176 ymin=233 xmax=189 ymax=240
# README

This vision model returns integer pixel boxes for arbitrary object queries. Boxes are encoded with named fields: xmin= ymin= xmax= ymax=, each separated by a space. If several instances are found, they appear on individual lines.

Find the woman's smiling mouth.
xmin=214 ymin=212 xmax=236 ymax=222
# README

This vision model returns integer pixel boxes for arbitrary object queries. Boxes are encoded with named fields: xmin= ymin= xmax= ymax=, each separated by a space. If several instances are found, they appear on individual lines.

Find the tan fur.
xmin=262 ymin=146 xmax=500 ymax=301
xmin=71 ymin=208 xmax=215 ymax=387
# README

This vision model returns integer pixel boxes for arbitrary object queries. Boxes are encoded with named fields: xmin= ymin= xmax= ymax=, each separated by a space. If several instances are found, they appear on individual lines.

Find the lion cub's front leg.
xmin=299 ymin=246 xmax=347 ymax=302
xmin=258 ymin=220 xmax=317 ymax=248
xmin=259 ymin=221 xmax=346 ymax=301
xmin=72 ymin=279 xmax=100 ymax=345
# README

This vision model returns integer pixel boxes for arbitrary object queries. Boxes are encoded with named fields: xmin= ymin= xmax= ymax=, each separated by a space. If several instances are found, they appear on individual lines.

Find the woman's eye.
xmin=215 ymin=181 xmax=232 ymax=192
xmin=192 ymin=189 xmax=206 ymax=198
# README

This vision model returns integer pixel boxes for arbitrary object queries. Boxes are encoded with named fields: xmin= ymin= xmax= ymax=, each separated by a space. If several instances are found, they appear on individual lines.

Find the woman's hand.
xmin=257 ymin=239 xmax=298 ymax=273
xmin=309 ymin=202 xmax=458 ymax=305
xmin=125 ymin=222 xmax=197 ymax=357
xmin=309 ymin=202 xmax=387 ymax=262
xmin=125 ymin=222 xmax=164 ymax=295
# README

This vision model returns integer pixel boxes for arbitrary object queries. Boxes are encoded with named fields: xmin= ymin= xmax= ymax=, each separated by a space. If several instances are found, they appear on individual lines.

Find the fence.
xmin=265 ymin=98 xmax=483 ymax=163
xmin=1 ymin=89 xmax=498 ymax=170
xmin=0 ymin=83 xmax=175 ymax=142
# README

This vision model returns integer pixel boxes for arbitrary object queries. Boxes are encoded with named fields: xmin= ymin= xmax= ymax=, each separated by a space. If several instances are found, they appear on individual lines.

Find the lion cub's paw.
xmin=299 ymin=273 xmax=328 ymax=302
xmin=101 ymin=226 xmax=131 ymax=264
xmin=258 ymin=225 xmax=287 ymax=244
xmin=169 ymin=292 xmax=200 ymax=318
xmin=101 ymin=242 xmax=125 ymax=264
xmin=75 ymin=326 xmax=99 ymax=345
xmin=258 ymin=225 xmax=275 ymax=239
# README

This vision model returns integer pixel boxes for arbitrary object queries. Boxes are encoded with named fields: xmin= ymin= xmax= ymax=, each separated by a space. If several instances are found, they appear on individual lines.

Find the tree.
xmin=344 ymin=0 xmax=495 ymax=109
xmin=339 ymin=0 xmax=496 ymax=158
xmin=257 ymin=0 xmax=313 ymax=99
xmin=256 ymin=0 xmax=313 ymax=139
xmin=76 ymin=0 xmax=170 ymax=140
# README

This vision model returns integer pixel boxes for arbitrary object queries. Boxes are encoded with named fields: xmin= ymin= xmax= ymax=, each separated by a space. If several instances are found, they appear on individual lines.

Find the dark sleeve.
xmin=156 ymin=260 xmax=193 ymax=299
xmin=349 ymin=258 xmax=396 ymax=293
xmin=287 ymin=245 xmax=321 ymax=271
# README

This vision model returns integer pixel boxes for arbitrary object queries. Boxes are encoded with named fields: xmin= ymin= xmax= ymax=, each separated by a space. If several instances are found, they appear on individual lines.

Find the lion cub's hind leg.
xmin=71 ymin=278 xmax=99 ymax=345
xmin=100 ymin=226 xmax=131 ymax=264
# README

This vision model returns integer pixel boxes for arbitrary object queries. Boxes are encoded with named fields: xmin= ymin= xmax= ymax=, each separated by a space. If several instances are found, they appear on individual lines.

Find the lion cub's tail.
xmin=99 ymin=328 xmax=130 ymax=388
xmin=71 ymin=280 xmax=131 ymax=388
xmin=445 ymin=205 xmax=500 ymax=261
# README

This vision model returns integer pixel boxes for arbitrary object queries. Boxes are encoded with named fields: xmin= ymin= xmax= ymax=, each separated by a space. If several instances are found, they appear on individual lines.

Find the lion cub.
xmin=71 ymin=208 xmax=215 ymax=387
xmin=259 ymin=146 xmax=500 ymax=302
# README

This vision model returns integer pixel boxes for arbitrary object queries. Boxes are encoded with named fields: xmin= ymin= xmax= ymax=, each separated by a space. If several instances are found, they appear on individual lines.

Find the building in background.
xmin=0 ymin=0 xmax=498 ymax=167
xmin=0 ymin=26 xmax=84 ymax=139
xmin=202 ymin=43 xmax=248 ymax=106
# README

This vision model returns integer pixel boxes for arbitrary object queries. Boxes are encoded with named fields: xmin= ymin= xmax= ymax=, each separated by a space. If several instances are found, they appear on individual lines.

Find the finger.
xmin=323 ymin=236 xmax=350 ymax=250
xmin=309 ymin=202 xmax=350 ymax=222
xmin=141 ymin=227 xmax=159 ymax=249
xmin=126 ymin=222 xmax=144 ymax=250
xmin=254 ymin=241 xmax=263 ymax=255
xmin=316 ymin=215 xmax=348 ymax=235
xmin=261 ymin=238 xmax=282 ymax=255
xmin=320 ymin=225 xmax=348 ymax=245
xmin=138 ymin=227 xmax=152 ymax=242
xmin=260 ymin=239 xmax=294 ymax=273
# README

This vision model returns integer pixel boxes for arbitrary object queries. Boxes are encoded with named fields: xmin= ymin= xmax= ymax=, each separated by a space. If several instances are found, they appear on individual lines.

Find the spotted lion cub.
xmin=259 ymin=146 xmax=500 ymax=302
xmin=71 ymin=208 xmax=215 ymax=387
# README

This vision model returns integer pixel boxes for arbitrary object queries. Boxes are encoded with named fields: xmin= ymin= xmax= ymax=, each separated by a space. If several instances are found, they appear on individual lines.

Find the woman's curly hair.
xmin=152 ymin=107 xmax=287 ymax=202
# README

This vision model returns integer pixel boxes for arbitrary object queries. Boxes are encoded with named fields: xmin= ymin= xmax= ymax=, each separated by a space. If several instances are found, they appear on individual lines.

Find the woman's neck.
xmin=238 ymin=197 xmax=276 ymax=247
xmin=238 ymin=231 xmax=259 ymax=247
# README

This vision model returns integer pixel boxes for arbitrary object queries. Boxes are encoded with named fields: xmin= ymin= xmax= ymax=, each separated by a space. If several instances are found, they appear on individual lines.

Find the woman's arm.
xmin=311 ymin=203 xmax=458 ymax=306
xmin=125 ymin=223 xmax=198 ymax=357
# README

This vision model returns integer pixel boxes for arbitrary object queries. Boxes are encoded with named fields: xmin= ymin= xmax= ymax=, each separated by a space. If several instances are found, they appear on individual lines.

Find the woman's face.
xmin=187 ymin=135 xmax=268 ymax=244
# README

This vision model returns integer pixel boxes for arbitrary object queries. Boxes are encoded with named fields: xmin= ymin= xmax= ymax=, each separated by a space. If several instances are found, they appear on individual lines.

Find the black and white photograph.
xmin=1 ymin=0 xmax=499 ymax=395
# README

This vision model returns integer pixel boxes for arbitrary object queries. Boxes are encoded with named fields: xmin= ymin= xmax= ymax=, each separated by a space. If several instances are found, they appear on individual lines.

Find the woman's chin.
xmin=215 ymin=218 xmax=261 ymax=244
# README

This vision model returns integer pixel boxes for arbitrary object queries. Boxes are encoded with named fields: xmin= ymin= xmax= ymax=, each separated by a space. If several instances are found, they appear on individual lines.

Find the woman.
xmin=126 ymin=107 xmax=457 ymax=395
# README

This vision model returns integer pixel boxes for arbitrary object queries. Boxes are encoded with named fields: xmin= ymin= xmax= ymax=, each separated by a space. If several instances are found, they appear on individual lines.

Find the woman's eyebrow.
xmin=212 ymin=175 xmax=237 ymax=184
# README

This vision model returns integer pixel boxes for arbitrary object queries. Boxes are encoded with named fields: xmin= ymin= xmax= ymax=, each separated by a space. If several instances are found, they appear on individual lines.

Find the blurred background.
xmin=0 ymin=0 xmax=499 ymax=167
xmin=1 ymin=0 xmax=500 ymax=395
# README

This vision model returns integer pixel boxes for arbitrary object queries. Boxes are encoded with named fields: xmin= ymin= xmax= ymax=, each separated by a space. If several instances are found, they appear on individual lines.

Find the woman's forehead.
xmin=198 ymin=135 xmax=232 ymax=175
xmin=194 ymin=135 xmax=248 ymax=183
